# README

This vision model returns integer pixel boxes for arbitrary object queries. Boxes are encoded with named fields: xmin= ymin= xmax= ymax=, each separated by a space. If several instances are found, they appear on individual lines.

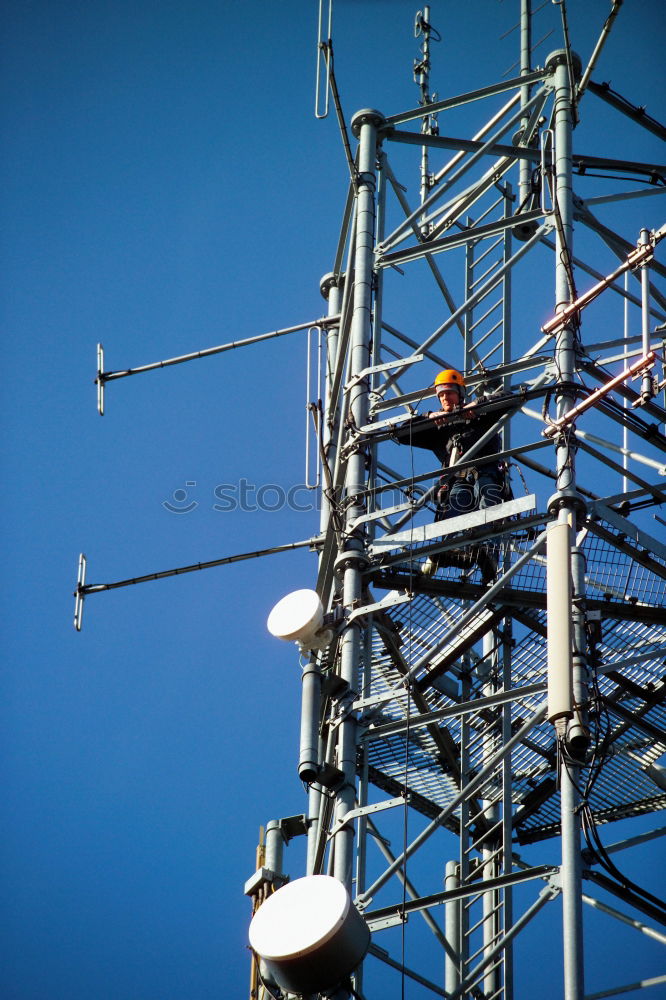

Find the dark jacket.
xmin=392 ymin=395 xmax=516 ymax=474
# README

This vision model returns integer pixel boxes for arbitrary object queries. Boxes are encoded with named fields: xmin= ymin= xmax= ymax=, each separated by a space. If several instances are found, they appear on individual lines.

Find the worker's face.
xmin=436 ymin=385 xmax=461 ymax=413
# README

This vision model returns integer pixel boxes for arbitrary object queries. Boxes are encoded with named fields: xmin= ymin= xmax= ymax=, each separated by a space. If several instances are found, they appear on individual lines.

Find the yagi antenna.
xmin=93 ymin=315 xmax=339 ymax=414
xmin=96 ymin=345 xmax=105 ymax=416
xmin=315 ymin=0 xmax=333 ymax=119
xmin=73 ymin=553 xmax=87 ymax=631
xmin=72 ymin=537 xmax=321 ymax=631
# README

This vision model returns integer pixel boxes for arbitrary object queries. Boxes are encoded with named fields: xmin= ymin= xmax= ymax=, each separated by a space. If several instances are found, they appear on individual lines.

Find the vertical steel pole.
xmin=503 ymin=183 xmax=513 ymax=392
xmin=501 ymin=188 xmax=516 ymax=996
xmin=320 ymin=273 xmax=344 ymax=528
xmin=464 ymin=215 xmax=474 ymax=373
xmin=303 ymin=273 xmax=345 ymax=877
xmin=547 ymin=47 xmax=580 ymax=439
xmin=568 ymin=545 xmax=590 ymax=756
xmin=417 ymin=5 xmax=432 ymax=235
xmin=559 ymin=735 xmax=585 ymax=1000
xmin=305 ymin=758 xmax=322 ymax=876
xmin=445 ymin=860 xmax=461 ymax=993
xmin=299 ymin=659 xmax=322 ymax=787
xmin=257 ymin=821 xmax=285 ymax=997
xmin=355 ymin=155 xmax=387 ymax=969
xmin=501 ymin=610 xmax=515 ymax=999
xmin=623 ymin=270 xmax=630 ymax=493
xmin=481 ymin=633 xmax=500 ymax=999
xmin=501 ymin=193 xmax=515 ymax=997
xmin=640 ymin=227 xmax=653 ymax=401
xmin=264 ymin=820 xmax=284 ymax=875
xmin=519 ymin=0 xmax=532 ymax=210
xmin=459 ymin=670 xmax=472 ymax=985
xmin=333 ymin=109 xmax=384 ymax=890
xmin=546 ymin=47 xmax=585 ymax=1000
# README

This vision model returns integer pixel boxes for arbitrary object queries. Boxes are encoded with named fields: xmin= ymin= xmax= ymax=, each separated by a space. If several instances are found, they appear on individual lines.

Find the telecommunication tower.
xmin=76 ymin=3 xmax=666 ymax=998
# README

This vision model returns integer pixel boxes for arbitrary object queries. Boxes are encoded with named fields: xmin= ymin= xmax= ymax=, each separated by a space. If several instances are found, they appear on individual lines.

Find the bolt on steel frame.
xmin=249 ymin=4 xmax=666 ymax=999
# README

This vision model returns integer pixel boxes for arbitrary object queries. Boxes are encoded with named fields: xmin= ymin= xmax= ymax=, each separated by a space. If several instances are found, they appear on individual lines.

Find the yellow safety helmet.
xmin=434 ymin=368 xmax=466 ymax=392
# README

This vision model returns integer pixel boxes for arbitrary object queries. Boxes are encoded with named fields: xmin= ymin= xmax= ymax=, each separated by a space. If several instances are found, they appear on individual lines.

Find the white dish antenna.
xmin=248 ymin=874 xmax=370 ymax=994
xmin=267 ymin=588 xmax=332 ymax=651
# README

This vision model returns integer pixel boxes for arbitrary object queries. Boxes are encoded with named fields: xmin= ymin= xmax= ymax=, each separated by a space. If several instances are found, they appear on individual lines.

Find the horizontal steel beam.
xmin=359 ymin=681 xmax=546 ymax=741
xmin=365 ymin=864 xmax=557 ymax=929
xmin=385 ymin=127 xmax=666 ymax=181
xmin=377 ymin=209 xmax=546 ymax=269
xmin=385 ymin=69 xmax=550 ymax=125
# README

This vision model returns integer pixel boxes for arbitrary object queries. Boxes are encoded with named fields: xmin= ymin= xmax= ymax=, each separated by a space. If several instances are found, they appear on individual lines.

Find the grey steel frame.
xmin=70 ymin=3 xmax=666 ymax=997
xmin=272 ymin=7 xmax=666 ymax=1000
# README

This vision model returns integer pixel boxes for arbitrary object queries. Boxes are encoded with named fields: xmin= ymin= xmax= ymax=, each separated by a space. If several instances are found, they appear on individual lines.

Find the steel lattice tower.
xmin=75 ymin=3 xmax=666 ymax=998
xmin=244 ymin=4 xmax=666 ymax=999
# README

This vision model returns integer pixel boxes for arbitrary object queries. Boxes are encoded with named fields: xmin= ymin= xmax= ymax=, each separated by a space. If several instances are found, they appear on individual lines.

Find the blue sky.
xmin=2 ymin=2 xmax=666 ymax=998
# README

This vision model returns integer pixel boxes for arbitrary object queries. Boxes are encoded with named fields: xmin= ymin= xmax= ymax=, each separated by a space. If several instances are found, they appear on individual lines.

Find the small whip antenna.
xmin=414 ymin=7 xmax=441 ymax=236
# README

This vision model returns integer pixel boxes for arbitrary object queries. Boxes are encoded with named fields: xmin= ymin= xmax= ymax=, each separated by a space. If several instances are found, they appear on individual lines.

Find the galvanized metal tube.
xmin=519 ymin=0 xmax=533 ymax=211
xmin=333 ymin=109 xmax=384 ymax=890
xmin=445 ymin=861 xmax=461 ymax=993
xmin=258 ymin=821 xmax=286 ymax=995
xmin=306 ymin=783 xmax=323 ymax=877
xmin=309 ymin=269 xmax=343 ymax=887
xmin=481 ymin=633 xmax=500 ymax=998
xmin=79 ymin=536 xmax=319 ymax=595
xmin=464 ymin=214 xmax=475 ymax=373
xmin=547 ymin=47 xmax=585 ymax=1000
xmin=577 ymin=0 xmax=624 ymax=102
xmin=547 ymin=520 xmax=573 ymax=724
xmin=299 ymin=660 xmax=322 ymax=784
xmin=623 ymin=270 xmax=630 ymax=493
xmin=501 ymin=598 xmax=515 ymax=998
xmin=320 ymin=273 xmax=344 ymax=532
xmin=640 ymin=228 xmax=653 ymax=400
xmin=582 ymin=893 xmax=666 ymax=946
xmin=352 ymin=149 xmax=389 ymax=965
xmin=265 ymin=820 xmax=284 ymax=877
xmin=386 ymin=69 xmax=547 ymax=127
xmin=100 ymin=318 xmax=333 ymax=382
xmin=568 ymin=545 xmax=590 ymax=756
xmin=458 ymin=672 xmax=472 ymax=984
xmin=560 ymin=759 xmax=585 ymax=999
xmin=548 ymin=49 xmax=579 ymax=443
xmin=418 ymin=5 xmax=432 ymax=235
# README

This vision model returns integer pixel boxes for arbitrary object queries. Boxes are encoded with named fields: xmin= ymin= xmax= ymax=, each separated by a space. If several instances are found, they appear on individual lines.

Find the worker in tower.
xmin=392 ymin=368 xmax=516 ymax=580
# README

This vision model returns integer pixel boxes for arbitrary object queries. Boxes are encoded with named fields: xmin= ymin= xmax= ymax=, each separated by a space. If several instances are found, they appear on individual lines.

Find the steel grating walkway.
xmin=363 ymin=509 xmax=666 ymax=844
